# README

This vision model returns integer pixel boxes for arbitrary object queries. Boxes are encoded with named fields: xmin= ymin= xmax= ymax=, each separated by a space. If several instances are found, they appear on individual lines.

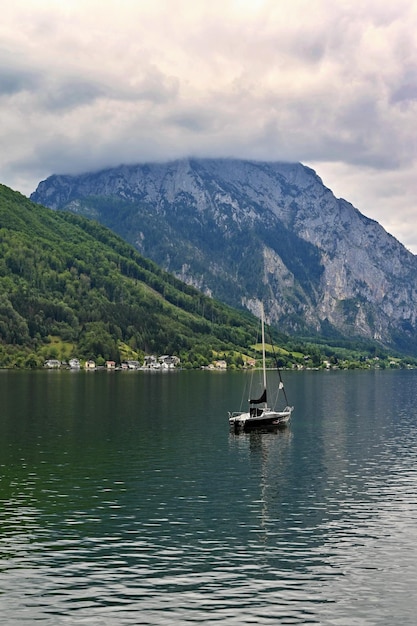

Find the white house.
xmin=44 ymin=359 xmax=61 ymax=368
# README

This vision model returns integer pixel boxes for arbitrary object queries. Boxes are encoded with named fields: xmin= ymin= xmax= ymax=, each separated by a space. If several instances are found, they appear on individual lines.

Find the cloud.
xmin=0 ymin=0 xmax=416 ymax=250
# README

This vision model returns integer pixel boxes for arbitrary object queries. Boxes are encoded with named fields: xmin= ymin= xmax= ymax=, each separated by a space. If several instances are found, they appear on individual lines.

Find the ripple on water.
xmin=2 ymin=370 xmax=417 ymax=624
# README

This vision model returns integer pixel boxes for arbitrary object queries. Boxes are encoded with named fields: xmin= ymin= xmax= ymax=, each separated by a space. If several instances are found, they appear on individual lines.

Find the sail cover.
xmin=250 ymin=389 xmax=267 ymax=404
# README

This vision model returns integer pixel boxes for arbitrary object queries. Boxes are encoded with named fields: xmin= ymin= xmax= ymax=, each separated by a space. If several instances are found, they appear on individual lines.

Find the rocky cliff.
xmin=31 ymin=158 xmax=417 ymax=353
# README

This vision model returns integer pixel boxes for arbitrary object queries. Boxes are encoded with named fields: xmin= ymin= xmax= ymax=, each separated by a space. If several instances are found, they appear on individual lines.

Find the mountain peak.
xmin=31 ymin=158 xmax=417 ymax=353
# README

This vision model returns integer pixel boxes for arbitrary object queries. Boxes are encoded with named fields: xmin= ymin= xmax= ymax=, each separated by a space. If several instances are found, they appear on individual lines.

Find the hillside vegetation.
xmin=0 ymin=184 xmax=267 ymax=368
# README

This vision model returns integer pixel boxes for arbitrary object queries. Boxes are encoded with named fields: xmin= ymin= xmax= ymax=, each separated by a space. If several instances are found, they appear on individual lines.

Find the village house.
xmin=44 ymin=359 xmax=61 ymax=369
xmin=143 ymin=355 xmax=158 ymax=369
xmin=158 ymin=355 xmax=180 ymax=369
xmin=126 ymin=360 xmax=140 ymax=369
xmin=214 ymin=360 xmax=227 ymax=370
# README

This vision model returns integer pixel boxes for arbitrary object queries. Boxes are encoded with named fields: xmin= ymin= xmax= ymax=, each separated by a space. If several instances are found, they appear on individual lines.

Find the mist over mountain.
xmin=31 ymin=158 xmax=417 ymax=355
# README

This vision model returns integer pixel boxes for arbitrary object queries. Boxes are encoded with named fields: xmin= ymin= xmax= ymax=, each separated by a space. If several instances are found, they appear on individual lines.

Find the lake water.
xmin=1 ymin=368 xmax=417 ymax=625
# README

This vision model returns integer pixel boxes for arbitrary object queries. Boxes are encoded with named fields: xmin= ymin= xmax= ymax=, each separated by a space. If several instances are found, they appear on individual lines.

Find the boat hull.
xmin=229 ymin=407 xmax=293 ymax=431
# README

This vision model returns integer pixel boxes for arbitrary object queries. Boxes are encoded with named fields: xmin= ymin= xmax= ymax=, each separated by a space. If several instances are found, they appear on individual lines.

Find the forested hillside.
xmin=0 ymin=184 xmax=265 ymax=368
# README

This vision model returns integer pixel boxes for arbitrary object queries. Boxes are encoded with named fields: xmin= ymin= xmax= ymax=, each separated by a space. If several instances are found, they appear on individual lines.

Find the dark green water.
xmin=1 ymin=369 xmax=417 ymax=625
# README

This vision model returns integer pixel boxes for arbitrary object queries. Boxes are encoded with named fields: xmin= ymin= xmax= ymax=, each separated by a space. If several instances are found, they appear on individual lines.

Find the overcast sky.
xmin=1 ymin=0 xmax=416 ymax=250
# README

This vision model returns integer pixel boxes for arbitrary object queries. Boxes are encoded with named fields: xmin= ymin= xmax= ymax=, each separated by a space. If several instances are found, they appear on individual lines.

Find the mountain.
xmin=0 ymin=183 xmax=266 ymax=368
xmin=31 ymin=158 xmax=417 ymax=355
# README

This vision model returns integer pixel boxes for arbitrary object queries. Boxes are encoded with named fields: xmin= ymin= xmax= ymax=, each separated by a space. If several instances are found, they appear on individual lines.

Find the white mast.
xmin=261 ymin=303 xmax=267 ymax=407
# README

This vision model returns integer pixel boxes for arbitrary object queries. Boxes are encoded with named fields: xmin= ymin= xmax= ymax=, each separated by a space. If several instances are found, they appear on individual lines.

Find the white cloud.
xmin=1 ymin=0 xmax=416 ymax=250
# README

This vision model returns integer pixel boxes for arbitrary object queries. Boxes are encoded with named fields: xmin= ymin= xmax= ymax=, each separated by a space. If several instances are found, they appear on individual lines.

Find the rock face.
xmin=31 ymin=158 xmax=417 ymax=353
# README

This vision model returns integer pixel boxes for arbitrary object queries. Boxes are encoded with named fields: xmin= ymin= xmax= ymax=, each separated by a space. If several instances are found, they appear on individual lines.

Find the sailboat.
xmin=228 ymin=304 xmax=293 ymax=431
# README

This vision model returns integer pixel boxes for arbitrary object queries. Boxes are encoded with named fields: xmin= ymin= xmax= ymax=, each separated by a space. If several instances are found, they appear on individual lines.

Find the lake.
xmin=1 ymin=368 xmax=417 ymax=625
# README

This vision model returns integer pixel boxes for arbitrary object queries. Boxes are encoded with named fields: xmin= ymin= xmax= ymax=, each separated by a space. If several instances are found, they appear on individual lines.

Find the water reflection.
xmin=1 ymin=370 xmax=417 ymax=624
